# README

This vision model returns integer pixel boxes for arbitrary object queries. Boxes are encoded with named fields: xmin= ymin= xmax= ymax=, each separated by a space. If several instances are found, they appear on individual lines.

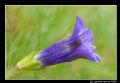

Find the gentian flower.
xmin=34 ymin=16 xmax=101 ymax=67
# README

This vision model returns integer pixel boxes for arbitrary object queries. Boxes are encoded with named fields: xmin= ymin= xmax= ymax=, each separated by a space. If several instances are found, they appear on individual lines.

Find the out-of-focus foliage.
xmin=6 ymin=6 xmax=116 ymax=80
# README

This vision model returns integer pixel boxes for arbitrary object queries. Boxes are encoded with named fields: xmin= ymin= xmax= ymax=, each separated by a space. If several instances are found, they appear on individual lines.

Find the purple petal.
xmin=71 ymin=16 xmax=87 ymax=39
xmin=36 ymin=39 xmax=79 ymax=66
xmin=35 ymin=16 xmax=101 ymax=67
xmin=53 ymin=44 xmax=100 ymax=63
xmin=78 ymin=28 xmax=94 ymax=44
xmin=69 ymin=45 xmax=100 ymax=62
xmin=94 ymin=53 xmax=102 ymax=62
xmin=71 ymin=17 xmax=94 ymax=44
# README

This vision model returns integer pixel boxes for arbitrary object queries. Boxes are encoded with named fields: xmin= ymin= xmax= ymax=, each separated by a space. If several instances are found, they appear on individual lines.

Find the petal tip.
xmin=94 ymin=54 xmax=102 ymax=62
xmin=76 ymin=16 xmax=84 ymax=25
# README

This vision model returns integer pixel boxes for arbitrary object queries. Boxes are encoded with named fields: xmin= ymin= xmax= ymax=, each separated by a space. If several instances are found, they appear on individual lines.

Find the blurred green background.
xmin=6 ymin=5 xmax=117 ymax=80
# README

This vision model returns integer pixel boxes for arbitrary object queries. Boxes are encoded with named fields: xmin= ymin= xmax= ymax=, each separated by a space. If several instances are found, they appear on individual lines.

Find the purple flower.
xmin=35 ymin=16 xmax=101 ymax=67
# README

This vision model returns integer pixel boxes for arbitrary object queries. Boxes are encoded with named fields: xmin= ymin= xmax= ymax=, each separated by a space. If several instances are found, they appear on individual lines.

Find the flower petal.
xmin=78 ymin=28 xmax=94 ymax=44
xmin=94 ymin=53 xmax=102 ymax=62
xmin=64 ymin=45 xmax=100 ymax=62
xmin=35 ymin=39 xmax=79 ymax=66
xmin=71 ymin=16 xmax=87 ymax=39
xmin=35 ymin=16 xmax=101 ymax=67
xmin=71 ymin=17 xmax=94 ymax=45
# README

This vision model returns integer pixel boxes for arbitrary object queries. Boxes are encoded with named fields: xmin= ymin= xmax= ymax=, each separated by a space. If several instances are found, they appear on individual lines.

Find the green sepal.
xmin=16 ymin=51 xmax=42 ymax=71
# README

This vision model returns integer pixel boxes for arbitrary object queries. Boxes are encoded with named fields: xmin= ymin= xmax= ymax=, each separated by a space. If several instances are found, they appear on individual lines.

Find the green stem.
xmin=6 ymin=66 xmax=19 ymax=79
xmin=6 ymin=66 xmax=46 ymax=79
